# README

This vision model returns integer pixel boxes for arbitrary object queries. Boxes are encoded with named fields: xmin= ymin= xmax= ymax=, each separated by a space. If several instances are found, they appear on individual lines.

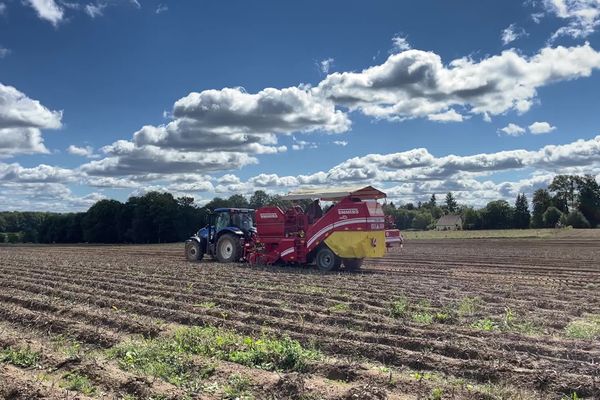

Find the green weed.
xmin=52 ymin=335 xmax=82 ymax=358
xmin=0 ymin=346 xmax=41 ymax=368
xmin=410 ymin=371 xmax=433 ymax=381
xmin=389 ymin=297 xmax=410 ymax=318
xmin=471 ymin=318 xmax=498 ymax=332
xmin=434 ymin=312 xmax=452 ymax=323
xmin=565 ymin=315 xmax=600 ymax=339
xmin=109 ymin=338 xmax=213 ymax=389
xmin=429 ymin=387 xmax=444 ymax=400
xmin=457 ymin=297 xmax=480 ymax=317
xmin=412 ymin=312 xmax=434 ymax=324
xmin=173 ymin=326 xmax=320 ymax=372
xmin=193 ymin=301 xmax=217 ymax=309
xmin=501 ymin=307 xmax=542 ymax=335
xmin=329 ymin=303 xmax=350 ymax=313
xmin=60 ymin=372 xmax=96 ymax=395
xmin=223 ymin=374 xmax=253 ymax=400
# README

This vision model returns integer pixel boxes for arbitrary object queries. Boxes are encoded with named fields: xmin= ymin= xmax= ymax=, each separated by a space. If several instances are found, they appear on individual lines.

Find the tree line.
xmin=0 ymin=174 xmax=598 ymax=244
xmin=0 ymin=191 xmax=307 ymax=244
xmin=384 ymin=174 xmax=600 ymax=231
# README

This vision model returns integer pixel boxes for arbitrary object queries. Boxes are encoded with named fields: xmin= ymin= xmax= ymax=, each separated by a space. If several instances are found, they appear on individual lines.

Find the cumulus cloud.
xmin=333 ymin=140 xmax=348 ymax=146
xmin=427 ymin=109 xmax=464 ymax=122
xmin=314 ymin=43 xmax=600 ymax=122
xmin=292 ymin=137 xmax=317 ymax=151
xmin=168 ymin=135 xmax=600 ymax=208
xmin=542 ymin=0 xmax=600 ymax=40
xmin=81 ymin=142 xmax=258 ymax=177
xmin=499 ymin=123 xmax=526 ymax=136
xmin=0 ymin=82 xmax=63 ymax=156
xmin=225 ymin=135 xmax=600 ymax=192
xmin=0 ymin=162 xmax=77 ymax=183
xmin=390 ymin=35 xmax=411 ymax=53
xmin=84 ymin=86 xmax=347 ymax=178
xmin=501 ymin=23 xmax=528 ymax=45
xmin=0 ymin=181 xmax=104 ymax=212
xmin=529 ymin=121 xmax=557 ymax=134
xmin=318 ymin=58 xmax=334 ymax=74
xmin=67 ymin=145 xmax=96 ymax=157
xmin=0 ymin=46 xmax=9 ymax=58
xmin=25 ymin=0 xmax=64 ymax=26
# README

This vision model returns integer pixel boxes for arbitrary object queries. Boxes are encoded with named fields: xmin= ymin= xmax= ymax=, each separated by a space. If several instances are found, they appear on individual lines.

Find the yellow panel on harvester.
xmin=324 ymin=231 xmax=386 ymax=259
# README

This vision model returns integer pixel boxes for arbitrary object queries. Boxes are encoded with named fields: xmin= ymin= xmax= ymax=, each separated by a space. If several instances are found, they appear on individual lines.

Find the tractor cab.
xmin=211 ymin=208 xmax=255 ymax=235
xmin=186 ymin=208 xmax=255 ymax=263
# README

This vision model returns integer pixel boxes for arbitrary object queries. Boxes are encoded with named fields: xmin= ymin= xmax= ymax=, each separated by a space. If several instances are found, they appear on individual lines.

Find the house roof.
xmin=436 ymin=215 xmax=462 ymax=226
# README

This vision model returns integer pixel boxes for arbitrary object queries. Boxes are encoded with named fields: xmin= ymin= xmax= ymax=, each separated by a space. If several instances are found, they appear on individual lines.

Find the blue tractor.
xmin=185 ymin=208 xmax=255 ymax=263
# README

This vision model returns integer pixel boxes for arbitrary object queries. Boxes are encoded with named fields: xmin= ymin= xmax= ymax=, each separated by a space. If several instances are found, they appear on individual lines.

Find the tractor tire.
xmin=342 ymin=258 xmax=364 ymax=270
xmin=215 ymin=234 xmax=242 ymax=263
xmin=315 ymin=246 xmax=341 ymax=272
xmin=185 ymin=240 xmax=204 ymax=262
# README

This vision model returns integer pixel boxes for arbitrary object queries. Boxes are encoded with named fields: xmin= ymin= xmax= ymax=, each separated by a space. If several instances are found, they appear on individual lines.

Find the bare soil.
xmin=1 ymin=238 xmax=599 ymax=399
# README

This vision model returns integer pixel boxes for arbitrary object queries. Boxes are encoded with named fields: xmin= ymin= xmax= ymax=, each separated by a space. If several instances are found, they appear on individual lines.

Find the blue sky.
xmin=1 ymin=0 xmax=600 ymax=211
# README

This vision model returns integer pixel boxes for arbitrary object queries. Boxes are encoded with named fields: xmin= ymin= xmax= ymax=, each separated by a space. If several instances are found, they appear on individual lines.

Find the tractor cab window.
xmin=215 ymin=212 xmax=231 ymax=231
xmin=232 ymin=213 xmax=253 ymax=231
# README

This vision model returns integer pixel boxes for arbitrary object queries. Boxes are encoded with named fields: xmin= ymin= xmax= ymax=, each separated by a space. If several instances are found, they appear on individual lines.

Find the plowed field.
xmin=1 ymin=239 xmax=599 ymax=399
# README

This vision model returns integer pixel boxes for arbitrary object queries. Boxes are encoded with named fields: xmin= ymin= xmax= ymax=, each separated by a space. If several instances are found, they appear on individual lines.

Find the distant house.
xmin=436 ymin=215 xmax=463 ymax=231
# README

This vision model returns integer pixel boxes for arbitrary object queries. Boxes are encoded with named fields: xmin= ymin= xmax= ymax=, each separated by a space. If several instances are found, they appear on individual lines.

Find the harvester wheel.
xmin=315 ymin=247 xmax=341 ymax=272
xmin=185 ymin=240 xmax=204 ymax=262
xmin=215 ymin=234 xmax=242 ymax=263
xmin=342 ymin=258 xmax=364 ymax=270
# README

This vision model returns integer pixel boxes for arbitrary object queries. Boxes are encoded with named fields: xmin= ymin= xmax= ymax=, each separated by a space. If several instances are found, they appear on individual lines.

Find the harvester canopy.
xmin=281 ymin=185 xmax=387 ymax=201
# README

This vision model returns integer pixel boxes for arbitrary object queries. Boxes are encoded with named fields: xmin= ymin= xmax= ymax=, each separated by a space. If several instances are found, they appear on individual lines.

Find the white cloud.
xmin=427 ymin=109 xmax=464 ymax=122
xmin=183 ymin=135 xmax=600 ymax=208
xmin=501 ymin=23 xmax=528 ymax=45
xmin=84 ymin=3 xmax=106 ymax=18
xmin=390 ymin=35 xmax=411 ymax=53
xmin=0 ymin=181 xmax=104 ymax=212
xmin=0 ymin=47 xmax=9 ymax=58
xmin=315 ymin=43 xmax=600 ymax=122
xmin=0 ymin=3 xmax=6 ymax=14
xmin=155 ymin=4 xmax=168 ymax=14
xmin=291 ymin=136 xmax=317 ymax=151
xmin=528 ymin=121 xmax=557 ymax=134
xmin=25 ymin=0 xmax=64 ymax=26
xmin=542 ymin=0 xmax=600 ymax=40
xmin=318 ymin=58 xmax=334 ymax=74
xmin=499 ymin=123 xmax=526 ymax=136
xmin=0 ymin=82 xmax=63 ymax=156
xmin=67 ymin=145 xmax=96 ymax=157
xmin=333 ymin=140 xmax=348 ymax=146
xmin=82 ymin=84 xmax=348 ymax=179
xmin=0 ymin=162 xmax=77 ymax=183
xmin=6 ymin=135 xmax=600 ymax=210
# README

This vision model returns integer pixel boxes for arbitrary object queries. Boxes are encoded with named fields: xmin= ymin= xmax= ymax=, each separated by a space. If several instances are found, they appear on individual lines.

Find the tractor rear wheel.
xmin=185 ymin=240 xmax=204 ymax=262
xmin=215 ymin=234 xmax=242 ymax=263
xmin=342 ymin=258 xmax=364 ymax=270
xmin=315 ymin=247 xmax=341 ymax=272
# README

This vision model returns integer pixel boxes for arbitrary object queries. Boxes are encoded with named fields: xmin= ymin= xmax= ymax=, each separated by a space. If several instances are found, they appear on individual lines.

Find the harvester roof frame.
xmin=280 ymin=185 xmax=387 ymax=201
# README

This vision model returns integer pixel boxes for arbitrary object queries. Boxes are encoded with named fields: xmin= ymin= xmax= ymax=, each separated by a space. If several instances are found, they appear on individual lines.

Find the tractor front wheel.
xmin=215 ymin=234 xmax=242 ymax=263
xmin=185 ymin=240 xmax=204 ymax=262
xmin=342 ymin=258 xmax=364 ymax=270
xmin=315 ymin=247 xmax=341 ymax=272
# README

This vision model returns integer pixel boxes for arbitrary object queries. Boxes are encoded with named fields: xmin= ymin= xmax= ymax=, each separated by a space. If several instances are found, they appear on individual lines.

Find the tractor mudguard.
xmin=187 ymin=235 xmax=208 ymax=254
